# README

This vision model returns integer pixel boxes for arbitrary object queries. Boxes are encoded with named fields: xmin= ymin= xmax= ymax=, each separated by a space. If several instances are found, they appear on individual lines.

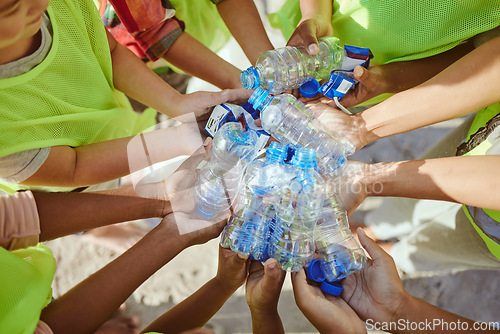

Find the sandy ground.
xmin=43 ymin=1 xmax=500 ymax=333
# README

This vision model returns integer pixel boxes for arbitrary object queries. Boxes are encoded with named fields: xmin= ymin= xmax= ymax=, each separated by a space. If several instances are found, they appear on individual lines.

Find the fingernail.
xmin=354 ymin=66 xmax=363 ymax=78
xmin=267 ymin=262 xmax=276 ymax=269
xmin=203 ymin=138 xmax=210 ymax=147
xmin=238 ymin=254 xmax=248 ymax=260
xmin=308 ymin=44 xmax=319 ymax=54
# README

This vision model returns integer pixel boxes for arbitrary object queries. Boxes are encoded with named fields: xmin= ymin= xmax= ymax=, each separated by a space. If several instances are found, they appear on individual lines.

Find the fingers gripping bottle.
xmin=194 ymin=122 xmax=259 ymax=221
xmin=314 ymin=190 xmax=367 ymax=281
xmin=269 ymin=148 xmax=326 ymax=272
xmin=249 ymin=87 xmax=355 ymax=177
xmin=220 ymin=142 xmax=291 ymax=261
xmin=240 ymin=37 xmax=344 ymax=94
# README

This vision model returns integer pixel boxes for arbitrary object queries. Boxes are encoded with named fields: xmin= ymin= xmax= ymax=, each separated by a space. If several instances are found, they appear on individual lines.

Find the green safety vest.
xmin=0 ymin=0 xmax=156 ymax=194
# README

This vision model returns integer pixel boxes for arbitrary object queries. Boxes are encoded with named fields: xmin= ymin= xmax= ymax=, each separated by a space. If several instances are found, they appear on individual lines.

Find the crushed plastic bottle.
xmin=194 ymin=122 xmax=259 ymax=221
xmin=220 ymin=142 xmax=290 ymax=260
xmin=249 ymin=87 xmax=355 ymax=177
xmin=241 ymin=37 xmax=344 ymax=94
xmin=268 ymin=147 xmax=325 ymax=271
xmin=314 ymin=190 xmax=367 ymax=282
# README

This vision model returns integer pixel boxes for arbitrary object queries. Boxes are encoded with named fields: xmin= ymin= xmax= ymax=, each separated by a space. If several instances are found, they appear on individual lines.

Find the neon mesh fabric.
xmin=0 ymin=244 xmax=56 ymax=333
xmin=0 ymin=0 xmax=156 ymax=191
xmin=169 ymin=0 xmax=231 ymax=53
xmin=270 ymin=0 xmax=500 ymax=65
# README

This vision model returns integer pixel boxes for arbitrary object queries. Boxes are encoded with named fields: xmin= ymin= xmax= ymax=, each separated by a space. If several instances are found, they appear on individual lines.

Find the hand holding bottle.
xmin=291 ymin=268 xmax=366 ymax=334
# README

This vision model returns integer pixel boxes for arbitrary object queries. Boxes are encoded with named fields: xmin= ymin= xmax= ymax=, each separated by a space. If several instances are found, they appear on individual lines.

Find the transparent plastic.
xmin=268 ymin=148 xmax=326 ymax=271
xmin=249 ymin=88 xmax=355 ymax=177
xmin=194 ymin=122 xmax=259 ymax=221
xmin=314 ymin=191 xmax=367 ymax=281
xmin=241 ymin=37 xmax=344 ymax=94
xmin=220 ymin=142 xmax=290 ymax=260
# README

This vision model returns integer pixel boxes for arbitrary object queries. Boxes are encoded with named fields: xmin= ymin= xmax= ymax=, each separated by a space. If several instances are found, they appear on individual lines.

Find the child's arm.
xmin=164 ymin=32 xmax=243 ymax=89
xmin=39 ymin=145 xmax=225 ymax=334
xmin=40 ymin=213 xmax=227 ymax=334
xmin=287 ymin=0 xmax=333 ymax=53
xmin=216 ymin=0 xmax=274 ymax=65
xmin=309 ymin=35 xmax=500 ymax=150
xmin=142 ymin=247 xmax=248 ymax=333
xmin=20 ymin=124 xmax=202 ymax=188
xmin=34 ymin=187 xmax=170 ymax=241
xmin=106 ymin=29 xmax=252 ymax=118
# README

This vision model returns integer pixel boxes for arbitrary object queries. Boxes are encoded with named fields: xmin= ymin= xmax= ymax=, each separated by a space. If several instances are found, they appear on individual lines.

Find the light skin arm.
xmin=21 ymin=124 xmax=202 ymax=188
xmin=336 ymin=156 xmax=500 ymax=217
xmin=340 ymin=229 xmax=500 ymax=334
xmin=216 ymin=0 xmax=274 ymax=65
xmin=311 ymin=35 xmax=500 ymax=150
xmin=34 ymin=187 xmax=170 ymax=241
xmin=107 ymin=29 xmax=252 ymax=118
xmin=164 ymin=32 xmax=243 ymax=89
xmin=143 ymin=247 xmax=249 ymax=333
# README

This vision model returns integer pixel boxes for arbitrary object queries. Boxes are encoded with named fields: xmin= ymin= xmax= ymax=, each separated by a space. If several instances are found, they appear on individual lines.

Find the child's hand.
xmin=287 ymin=18 xmax=334 ymax=55
xmin=215 ymin=246 xmax=249 ymax=293
xmin=340 ymin=228 xmax=408 ymax=324
xmin=245 ymin=258 xmax=286 ymax=314
xmin=291 ymin=268 xmax=366 ymax=333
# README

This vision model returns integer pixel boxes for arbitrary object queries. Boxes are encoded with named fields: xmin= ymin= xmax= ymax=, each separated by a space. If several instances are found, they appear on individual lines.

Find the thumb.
xmin=261 ymin=258 xmax=284 ymax=292
xmin=353 ymin=65 xmax=370 ymax=82
xmin=357 ymin=227 xmax=389 ymax=261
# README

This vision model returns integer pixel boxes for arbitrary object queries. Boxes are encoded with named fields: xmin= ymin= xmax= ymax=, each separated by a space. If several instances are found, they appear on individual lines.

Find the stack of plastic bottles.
xmin=197 ymin=40 xmax=368 ymax=294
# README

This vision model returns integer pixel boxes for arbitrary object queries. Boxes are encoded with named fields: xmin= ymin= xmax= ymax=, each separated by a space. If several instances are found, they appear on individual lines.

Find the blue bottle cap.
xmin=241 ymin=67 xmax=260 ymax=89
xmin=306 ymin=259 xmax=326 ymax=282
xmin=320 ymin=281 xmax=343 ymax=296
xmin=299 ymin=80 xmax=320 ymax=98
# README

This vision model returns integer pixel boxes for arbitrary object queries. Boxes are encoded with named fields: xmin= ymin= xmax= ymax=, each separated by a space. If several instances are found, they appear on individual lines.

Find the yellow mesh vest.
xmin=461 ymin=105 xmax=500 ymax=259
xmin=0 ymin=0 xmax=156 ymax=193
xmin=0 ymin=244 xmax=56 ymax=333
xmin=270 ymin=0 xmax=500 ymax=65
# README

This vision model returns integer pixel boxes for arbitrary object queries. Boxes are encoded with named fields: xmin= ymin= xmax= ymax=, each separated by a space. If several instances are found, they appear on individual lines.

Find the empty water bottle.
xmin=249 ymin=88 xmax=355 ymax=177
xmin=220 ymin=142 xmax=290 ymax=260
xmin=241 ymin=37 xmax=344 ymax=94
xmin=268 ymin=148 xmax=325 ymax=271
xmin=314 ymin=191 xmax=367 ymax=282
xmin=194 ymin=122 xmax=259 ymax=221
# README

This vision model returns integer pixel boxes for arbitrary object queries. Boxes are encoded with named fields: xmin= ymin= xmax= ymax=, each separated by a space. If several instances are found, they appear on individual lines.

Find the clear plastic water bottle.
xmin=268 ymin=147 xmax=326 ymax=271
xmin=240 ymin=37 xmax=344 ymax=94
xmin=194 ymin=122 xmax=259 ymax=221
xmin=314 ymin=190 xmax=367 ymax=282
xmin=220 ymin=142 xmax=290 ymax=260
xmin=249 ymin=87 xmax=355 ymax=177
